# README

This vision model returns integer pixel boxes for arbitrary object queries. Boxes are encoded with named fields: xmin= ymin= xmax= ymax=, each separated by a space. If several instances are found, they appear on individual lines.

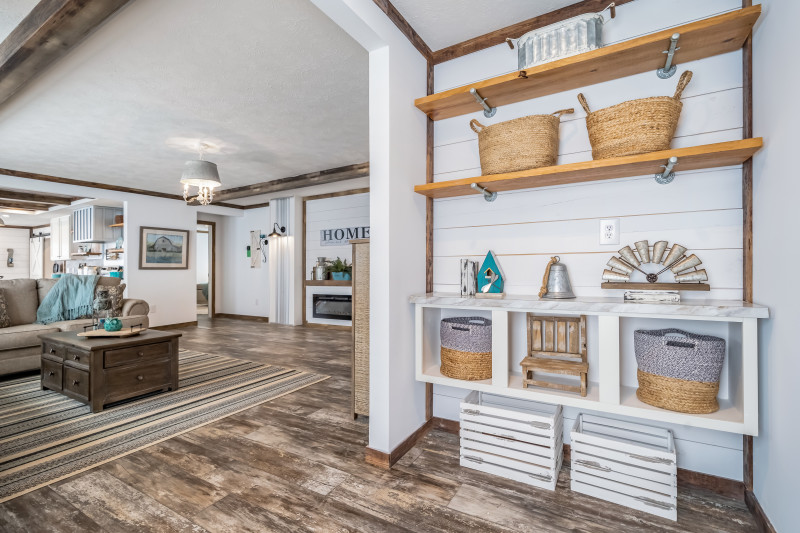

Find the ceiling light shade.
xmin=181 ymin=158 xmax=221 ymax=206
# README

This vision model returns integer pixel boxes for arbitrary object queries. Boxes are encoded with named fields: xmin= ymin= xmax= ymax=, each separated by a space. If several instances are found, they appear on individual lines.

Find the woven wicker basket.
xmin=440 ymin=317 xmax=492 ymax=381
xmin=634 ymin=328 xmax=725 ymax=414
xmin=470 ymin=108 xmax=574 ymax=175
xmin=577 ymin=70 xmax=692 ymax=160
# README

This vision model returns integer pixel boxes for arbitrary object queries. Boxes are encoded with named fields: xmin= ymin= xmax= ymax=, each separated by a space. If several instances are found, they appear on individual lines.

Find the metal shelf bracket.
xmin=655 ymin=156 xmax=679 ymax=184
xmin=471 ymin=182 xmax=498 ymax=202
xmin=657 ymin=33 xmax=681 ymax=78
xmin=470 ymin=88 xmax=496 ymax=118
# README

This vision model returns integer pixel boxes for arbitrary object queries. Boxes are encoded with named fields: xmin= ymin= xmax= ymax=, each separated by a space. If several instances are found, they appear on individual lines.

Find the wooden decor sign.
xmin=320 ymin=226 xmax=370 ymax=246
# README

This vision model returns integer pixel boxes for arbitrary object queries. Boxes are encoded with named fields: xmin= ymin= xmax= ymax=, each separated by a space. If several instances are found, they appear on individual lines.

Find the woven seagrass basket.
xmin=470 ymin=108 xmax=574 ymax=175
xmin=634 ymin=328 xmax=725 ymax=414
xmin=440 ymin=316 xmax=492 ymax=381
xmin=578 ymin=70 xmax=692 ymax=160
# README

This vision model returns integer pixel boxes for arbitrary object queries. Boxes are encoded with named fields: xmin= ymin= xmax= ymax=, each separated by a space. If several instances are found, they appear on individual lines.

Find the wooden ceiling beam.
xmin=213 ymin=162 xmax=369 ymax=202
xmin=431 ymin=0 xmax=637 ymax=64
xmin=0 ymin=199 xmax=54 ymax=211
xmin=0 ymin=0 xmax=132 ymax=107
xmin=371 ymin=0 xmax=432 ymax=62
xmin=0 ymin=188 xmax=76 ymax=205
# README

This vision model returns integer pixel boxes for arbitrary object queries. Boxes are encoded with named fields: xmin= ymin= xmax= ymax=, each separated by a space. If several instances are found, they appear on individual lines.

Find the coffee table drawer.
xmin=42 ymin=341 xmax=65 ymax=360
xmin=104 ymin=341 xmax=171 ymax=368
xmin=42 ymin=359 xmax=63 ymax=390
xmin=104 ymin=359 xmax=171 ymax=403
xmin=64 ymin=366 xmax=89 ymax=401
xmin=65 ymin=348 xmax=90 ymax=370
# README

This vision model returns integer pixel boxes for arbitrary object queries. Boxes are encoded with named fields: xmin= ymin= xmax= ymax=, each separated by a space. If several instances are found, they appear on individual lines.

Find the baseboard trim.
xmin=365 ymin=419 xmax=433 ymax=469
xmin=214 ymin=313 xmax=269 ymax=322
xmin=745 ymin=489 xmax=777 ymax=533
xmin=152 ymin=321 xmax=197 ymax=330
xmin=431 ymin=418 xmax=746 ymax=501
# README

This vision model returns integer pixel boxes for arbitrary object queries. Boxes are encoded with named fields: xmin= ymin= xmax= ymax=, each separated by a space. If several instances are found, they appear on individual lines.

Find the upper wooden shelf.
xmin=305 ymin=280 xmax=352 ymax=287
xmin=414 ymin=138 xmax=763 ymax=199
xmin=415 ymin=6 xmax=761 ymax=121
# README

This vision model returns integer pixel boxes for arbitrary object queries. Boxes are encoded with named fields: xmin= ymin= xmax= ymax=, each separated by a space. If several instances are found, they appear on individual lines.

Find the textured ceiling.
xmin=391 ymin=0 xmax=578 ymax=51
xmin=0 ymin=0 xmax=368 ymax=196
xmin=0 ymin=0 xmax=38 ymax=42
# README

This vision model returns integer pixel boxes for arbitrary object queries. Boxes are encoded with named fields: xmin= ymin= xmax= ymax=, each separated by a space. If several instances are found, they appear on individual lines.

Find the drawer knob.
xmin=73 ymin=355 xmax=80 ymax=361
xmin=137 ymin=351 xmax=144 ymax=357
xmin=72 ymin=380 xmax=79 ymax=386
xmin=48 ymin=371 xmax=54 ymax=376
xmin=137 ymin=375 xmax=144 ymax=381
xmin=49 ymin=348 xmax=56 ymax=354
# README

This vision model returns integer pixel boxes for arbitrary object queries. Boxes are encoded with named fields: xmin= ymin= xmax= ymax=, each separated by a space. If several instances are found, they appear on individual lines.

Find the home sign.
xmin=320 ymin=226 xmax=370 ymax=246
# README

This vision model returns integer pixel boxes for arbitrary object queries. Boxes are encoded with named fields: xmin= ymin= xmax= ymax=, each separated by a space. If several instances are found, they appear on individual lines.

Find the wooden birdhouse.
xmin=477 ymin=250 xmax=504 ymax=297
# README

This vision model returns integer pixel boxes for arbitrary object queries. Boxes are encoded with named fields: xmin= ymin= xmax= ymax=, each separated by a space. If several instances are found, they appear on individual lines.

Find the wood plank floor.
xmin=0 ymin=317 xmax=759 ymax=532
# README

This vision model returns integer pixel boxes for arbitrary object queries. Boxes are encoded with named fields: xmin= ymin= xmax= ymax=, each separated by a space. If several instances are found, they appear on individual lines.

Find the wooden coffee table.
xmin=39 ymin=330 xmax=181 ymax=412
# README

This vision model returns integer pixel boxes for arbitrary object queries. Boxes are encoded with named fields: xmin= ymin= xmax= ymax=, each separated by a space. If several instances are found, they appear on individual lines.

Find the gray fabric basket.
xmin=634 ymin=329 xmax=725 ymax=383
xmin=440 ymin=317 xmax=492 ymax=353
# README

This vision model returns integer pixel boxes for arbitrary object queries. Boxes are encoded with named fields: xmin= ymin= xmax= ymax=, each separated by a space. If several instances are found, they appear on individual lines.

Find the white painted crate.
xmin=570 ymin=413 xmax=678 ymax=521
xmin=459 ymin=390 xmax=563 ymax=491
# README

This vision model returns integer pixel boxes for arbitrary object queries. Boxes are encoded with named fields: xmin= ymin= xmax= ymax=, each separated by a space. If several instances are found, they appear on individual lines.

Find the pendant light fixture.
xmin=181 ymin=143 xmax=221 ymax=206
xmin=268 ymin=222 xmax=286 ymax=238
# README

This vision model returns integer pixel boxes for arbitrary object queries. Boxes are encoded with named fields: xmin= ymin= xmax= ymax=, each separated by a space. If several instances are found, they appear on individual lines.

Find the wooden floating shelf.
xmin=602 ymin=282 xmax=710 ymax=291
xmin=71 ymin=252 xmax=101 ymax=256
xmin=304 ymin=280 xmax=352 ymax=287
xmin=106 ymin=249 xmax=124 ymax=253
xmin=109 ymin=223 xmax=124 ymax=227
xmin=414 ymin=138 xmax=763 ymax=199
xmin=415 ymin=6 xmax=761 ymax=120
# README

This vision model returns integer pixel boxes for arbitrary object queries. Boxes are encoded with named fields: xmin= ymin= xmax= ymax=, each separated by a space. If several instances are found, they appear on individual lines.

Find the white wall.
xmin=218 ymin=207 xmax=271 ymax=317
xmin=304 ymin=192 xmax=369 ymax=325
xmin=752 ymin=1 xmax=798 ymax=531
xmin=312 ymin=0 xmax=428 ymax=453
xmin=431 ymin=0 xmax=749 ymax=480
xmin=0 ymin=228 xmax=30 ymax=280
xmin=0 ymin=176 xmax=242 ymax=326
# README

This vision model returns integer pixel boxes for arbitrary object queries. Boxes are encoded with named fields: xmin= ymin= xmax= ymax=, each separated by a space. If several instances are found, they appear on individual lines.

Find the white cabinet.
xmin=72 ymin=206 xmax=120 ymax=243
xmin=49 ymin=215 xmax=71 ymax=261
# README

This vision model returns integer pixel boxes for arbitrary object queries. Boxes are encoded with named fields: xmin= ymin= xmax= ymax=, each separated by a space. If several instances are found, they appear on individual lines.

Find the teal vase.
xmin=104 ymin=317 xmax=123 ymax=332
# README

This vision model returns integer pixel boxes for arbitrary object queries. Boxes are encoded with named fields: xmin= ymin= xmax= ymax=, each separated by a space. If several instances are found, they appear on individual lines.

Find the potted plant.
xmin=327 ymin=257 xmax=352 ymax=281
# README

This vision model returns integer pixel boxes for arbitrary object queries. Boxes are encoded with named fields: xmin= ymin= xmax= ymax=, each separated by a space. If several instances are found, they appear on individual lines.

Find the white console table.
xmin=412 ymin=293 xmax=769 ymax=435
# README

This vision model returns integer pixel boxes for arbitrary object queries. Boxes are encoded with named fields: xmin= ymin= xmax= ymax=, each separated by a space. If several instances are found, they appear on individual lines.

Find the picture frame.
xmin=139 ymin=226 xmax=190 ymax=270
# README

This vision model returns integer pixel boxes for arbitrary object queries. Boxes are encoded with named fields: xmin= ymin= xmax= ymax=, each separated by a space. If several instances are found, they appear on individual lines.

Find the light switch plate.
xmin=600 ymin=218 xmax=620 ymax=245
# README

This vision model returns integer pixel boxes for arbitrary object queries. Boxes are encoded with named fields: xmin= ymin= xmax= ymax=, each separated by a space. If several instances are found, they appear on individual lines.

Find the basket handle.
xmin=451 ymin=325 xmax=470 ymax=331
xmin=469 ymin=119 xmax=485 ymax=134
xmin=673 ymin=70 xmax=693 ymax=100
xmin=552 ymin=108 xmax=574 ymax=118
xmin=577 ymin=93 xmax=591 ymax=114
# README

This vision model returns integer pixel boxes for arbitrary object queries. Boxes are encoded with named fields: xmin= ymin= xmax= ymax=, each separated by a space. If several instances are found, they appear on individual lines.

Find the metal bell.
xmin=541 ymin=258 xmax=576 ymax=299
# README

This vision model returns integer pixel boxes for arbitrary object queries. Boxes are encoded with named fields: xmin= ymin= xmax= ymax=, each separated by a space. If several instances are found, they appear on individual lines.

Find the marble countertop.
xmin=409 ymin=293 xmax=769 ymax=319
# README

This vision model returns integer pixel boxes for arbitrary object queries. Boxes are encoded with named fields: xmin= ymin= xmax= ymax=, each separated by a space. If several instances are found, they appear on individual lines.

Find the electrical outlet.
xmin=150 ymin=305 xmax=157 ymax=314
xmin=255 ymin=299 xmax=259 ymax=306
xmin=599 ymin=218 xmax=620 ymax=245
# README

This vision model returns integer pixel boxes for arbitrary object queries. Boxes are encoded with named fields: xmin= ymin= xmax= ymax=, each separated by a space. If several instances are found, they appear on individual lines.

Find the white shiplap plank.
xmin=0 ymin=229 xmax=31 ymax=280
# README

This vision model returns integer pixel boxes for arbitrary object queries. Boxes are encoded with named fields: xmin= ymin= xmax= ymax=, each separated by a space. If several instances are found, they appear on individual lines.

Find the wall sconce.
xmin=268 ymin=222 xmax=286 ymax=238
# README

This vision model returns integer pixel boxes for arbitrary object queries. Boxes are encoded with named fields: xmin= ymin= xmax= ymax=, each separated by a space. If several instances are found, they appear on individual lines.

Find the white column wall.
xmin=752 ymin=1 xmax=800 ymax=531
xmin=311 ymin=0 xmax=428 ymax=452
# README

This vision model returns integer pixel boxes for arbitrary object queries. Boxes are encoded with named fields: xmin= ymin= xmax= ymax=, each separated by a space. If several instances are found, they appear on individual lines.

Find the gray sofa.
xmin=0 ymin=277 xmax=149 ymax=376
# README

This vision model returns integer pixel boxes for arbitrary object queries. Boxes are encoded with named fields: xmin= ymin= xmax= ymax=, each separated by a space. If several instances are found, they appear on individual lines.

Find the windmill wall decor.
xmin=601 ymin=240 xmax=709 ymax=301
xmin=477 ymin=250 xmax=505 ymax=298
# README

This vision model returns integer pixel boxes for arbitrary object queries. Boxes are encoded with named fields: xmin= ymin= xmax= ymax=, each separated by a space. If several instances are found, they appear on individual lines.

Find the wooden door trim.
xmin=197 ymin=220 xmax=217 ymax=318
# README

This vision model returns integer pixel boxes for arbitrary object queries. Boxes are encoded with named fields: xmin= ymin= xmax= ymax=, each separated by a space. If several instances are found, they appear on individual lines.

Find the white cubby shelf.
xmin=412 ymin=293 xmax=768 ymax=435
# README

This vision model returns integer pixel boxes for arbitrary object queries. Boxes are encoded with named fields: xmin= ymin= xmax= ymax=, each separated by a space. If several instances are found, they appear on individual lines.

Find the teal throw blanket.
xmin=36 ymin=274 xmax=99 ymax=325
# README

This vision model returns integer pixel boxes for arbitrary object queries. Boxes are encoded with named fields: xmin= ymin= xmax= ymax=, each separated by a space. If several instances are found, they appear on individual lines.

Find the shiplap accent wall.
xmin=304 ymin=192 xmax=369 ymax=325
xmin=431 ymin=0 xmax=746 ymax=480
xmin=0 ymin=228 xmax=30 ymax=280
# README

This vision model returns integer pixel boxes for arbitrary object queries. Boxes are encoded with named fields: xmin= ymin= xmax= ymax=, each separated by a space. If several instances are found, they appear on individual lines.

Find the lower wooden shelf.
xmin=414 ymin=138 xmax=763 ymax=199
xmin=305 ymin=279 xmax=352 ymax=287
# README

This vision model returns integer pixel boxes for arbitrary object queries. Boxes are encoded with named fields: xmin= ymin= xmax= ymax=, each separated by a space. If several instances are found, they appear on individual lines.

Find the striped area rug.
xmin=0 ymin=351 xmax=328 ymax=502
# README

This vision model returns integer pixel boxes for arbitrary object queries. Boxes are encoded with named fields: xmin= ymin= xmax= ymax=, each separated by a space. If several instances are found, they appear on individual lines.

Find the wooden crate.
xmin=570 ymin=413 xmax=678 ymax=521
xmin=459 ymin=391 xmax=563 ymax=491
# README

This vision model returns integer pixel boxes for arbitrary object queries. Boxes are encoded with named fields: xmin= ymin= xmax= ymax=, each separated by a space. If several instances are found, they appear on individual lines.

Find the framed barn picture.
xmin=139 ymin=227 xmax=190 ymax=270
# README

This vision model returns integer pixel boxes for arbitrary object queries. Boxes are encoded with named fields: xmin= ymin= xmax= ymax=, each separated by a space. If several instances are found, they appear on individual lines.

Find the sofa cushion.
xmin=0 ymin=289 xmax=10 ymax=328
xmin=0 ymin=323 xmax=60 ymax=351
xmin=0 ymin=279 xmax=38 ymax=326
xmin=37 ymin=276 xmax=121 ymax=306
